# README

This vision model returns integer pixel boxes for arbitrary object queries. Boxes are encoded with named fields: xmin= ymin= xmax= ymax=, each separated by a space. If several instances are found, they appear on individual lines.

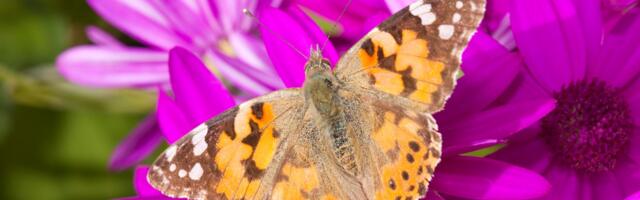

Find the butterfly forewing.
xmin=335 ymin=0 xmax=486 ymax=113
xmin=148 ymin=90 xmax=305 ymax=199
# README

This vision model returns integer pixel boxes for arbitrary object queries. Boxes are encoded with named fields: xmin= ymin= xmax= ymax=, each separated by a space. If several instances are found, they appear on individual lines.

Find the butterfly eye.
xmin=321 ymin=59 xmax=331 ymax=69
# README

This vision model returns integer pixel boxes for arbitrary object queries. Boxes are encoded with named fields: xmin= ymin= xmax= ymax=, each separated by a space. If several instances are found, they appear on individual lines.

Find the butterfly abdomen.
xmin=328 ymin=116 xmax=359 ymax=175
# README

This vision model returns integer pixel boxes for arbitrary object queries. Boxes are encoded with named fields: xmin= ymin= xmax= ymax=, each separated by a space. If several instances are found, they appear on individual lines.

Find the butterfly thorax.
xmin=303 ymin=50 xmax=359 ymax=175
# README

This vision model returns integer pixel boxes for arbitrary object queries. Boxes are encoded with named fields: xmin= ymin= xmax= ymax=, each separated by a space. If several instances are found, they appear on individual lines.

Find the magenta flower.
xmin=57 ymin=0 xmax=289 ymax=170
xmin=260 ymin=4 xmax=552 ymax=200
xmin=489 ymin=0 xmax=640 ymax=199
xmin=56 ymin=0 xmax=285 ymax=95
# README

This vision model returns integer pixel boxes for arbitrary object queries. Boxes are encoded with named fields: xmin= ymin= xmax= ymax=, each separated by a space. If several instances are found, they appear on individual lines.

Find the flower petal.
xmin=299 ymin=0 xmax=387 ymax=41
xmin=384 ymin=0 xmax=413 ymax=13
xmin=627 ymin=190 xmax=640 ymax=200
xmin=615 ymin=159 xmax=640 ymax=197
xmin=260 ymin=6 xmax=339 ymax=87
xmin=228 ymin=32 xmax=272 ymax=72
xmin=168 ymin=47 xmax=235 ymax=125
xmin=207 ymin=50 xmax=278 ymax=96
xmin=541 ymin=162 xmax=580 ymax=199
xmin=431 ymin=156 xmax=550 ymax=199
xmin=147 ymin=0 xmax=214 ymax=46
xmin=436 ymin=31 xmax=523 ymax=121
xmin=87 ymin=0 xmax=191 ymax=50
xmin=134 ymin=166 xmax=162 ymax=196
xmin=511 ymin=0 xmax=587 ymax=91
xmin=109 ymin=114 xmax=163 ymax=171
xmin=597 ymin=11 xmax=640 ymax=88
xmin=56 ymin=46 xmax=168 ymax=88
xmin=591 ymin=172 xmax=625 ymax=200
xmin=490 ymin=137 xmax=554 ymax=173
xmin=481 ymin=0 xmax=512 ymax=33
xmin=157 ymin=90 xmax=191 ymax=143
xmin=441 ymin=98 xmax=555 ymax=153
xmin=116 ymin=196 xmax=176 ymax=200
xmin=86 ymin=26 xmax=123 ymax=47
xmin=627 ymin=129 xmax=640 ymax=165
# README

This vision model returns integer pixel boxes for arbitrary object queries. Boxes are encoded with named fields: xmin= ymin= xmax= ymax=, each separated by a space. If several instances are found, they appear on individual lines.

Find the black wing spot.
xmin=408 ymin=141 xmax=420 ymax=152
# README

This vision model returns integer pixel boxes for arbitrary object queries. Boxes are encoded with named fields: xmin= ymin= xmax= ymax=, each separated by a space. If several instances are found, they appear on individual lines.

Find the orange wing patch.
xmin=271 ymin=160 xmax=338 ymax=200
xmin=371 ymin=106 xmax=442 ymax=200
xmin=214 ymin=102 xmax=281 ymax=199
xmin=358 ymin=29 xmax=445 ymax=105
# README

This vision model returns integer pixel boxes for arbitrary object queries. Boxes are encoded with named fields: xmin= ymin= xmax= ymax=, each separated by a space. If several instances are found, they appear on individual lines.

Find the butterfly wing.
xmin=147 ymin=89 xmax=307 ymax=200
xmin=335 ymin=0 xmax=486 ymax=113
xmin=365 ymin=100 xmax=442 ymax=200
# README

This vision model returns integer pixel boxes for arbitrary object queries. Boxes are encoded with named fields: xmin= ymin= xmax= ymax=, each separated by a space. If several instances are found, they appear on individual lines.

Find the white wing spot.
xmin=191 ymin=123 xmax=208 ymax=145
xmin=420 ymin=12 xmax=437 ymax=25
xmin=191 ymin=123 xmax=209 ymax=156
xmin=165 ymin=145 xmax=177 ymax=162
xmin=193 ymin=141 xmax=208 ymax=156
xmin=170 ymin=164 xmax=176 ymax=172
xmin=409 ymin=0 xmax=423 ymax=10
xmin=456 ymin=1 xmax=464 ymax=9
xmin=189 ymin=163 xmax=204 ymax=180
xmin=179 ymin=169 xmax=187 ymax=177
xmin=409 ymin=1 xmax=436 ymax=25
xmin=438 ymin=25 xmax=455 ymax=39
xmin=453 ymin=13 xmax=461 ymax=23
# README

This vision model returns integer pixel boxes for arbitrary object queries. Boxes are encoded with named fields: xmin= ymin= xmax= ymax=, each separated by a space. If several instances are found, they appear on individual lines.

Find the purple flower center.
xmin=541 ymin=79 xmax=633 ymax=173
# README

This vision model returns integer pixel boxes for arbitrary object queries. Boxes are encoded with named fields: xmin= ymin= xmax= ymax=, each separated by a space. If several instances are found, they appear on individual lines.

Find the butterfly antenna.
xmin=319 ymin=0 xmax=354 ymax=52
xmin=243 ymin=9 xmax=309 ymax=60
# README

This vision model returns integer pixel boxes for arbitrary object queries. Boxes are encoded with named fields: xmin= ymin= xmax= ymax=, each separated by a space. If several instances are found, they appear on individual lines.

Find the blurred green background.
xmin=0 ymin=0 xmax=157 ymax=199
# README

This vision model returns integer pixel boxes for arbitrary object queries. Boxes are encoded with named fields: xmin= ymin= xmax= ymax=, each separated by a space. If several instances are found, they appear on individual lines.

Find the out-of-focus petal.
xmin=134 ymin=166 xmax=162 ymax=196
xmin=441 ymin=98 xmax=555 ymax=153
xmin=299 ymin=0 xmax=387 ymax=41
xmin=168 ymin=47 xmax=235 ymax=125
xmin=260 ymin=6 xmax=338 ymax=87
xmin=117 ymin=197 xmax=176 ymax=200
xmin=86 ymin=26 xmax=123 ymax=47
xmin=573 ymin=0 xmax=603 ymax=66
xmin=228 ymin=32 xmax=272 ymax=72
xmin=432 ymin=156 xmax=550 ymax=199
xmin=436 ymin=32 xmax=523 ymax=121
xmin=481 ymin=0 xmax=512 ymax=33
xmin=384 ymin=0 xmax=412 ymax=13
xmin=605 ymin=0 xmax=639 ymax=10
xmin=424 ymin=190 xmax=445 ymax=200
xmin=596 ymin=11 xmax=640 ymax=88
xmin=511 ymin=0 xmax=586 ymax=91
xmin=490 ymin=138 xmax=554 ymax=174
xmin=87 ymin=0 xmax=190 ymax=50
xmin=148 ymin=0 xmax=213 ymax=47
xmin=207 ymin=50 xmax=277 ymax=96
xmin=109 ymin=114 xmax=163 ymax=171
xmin=157 ymin=90 xmax=191 ymax=144
xmin=286 ymin=6 xmax=339 ymax=64
xmin=56 ymin=46 xmax=168 ymax=88
xmin=627 ymin=190 xmax=640 ymax=200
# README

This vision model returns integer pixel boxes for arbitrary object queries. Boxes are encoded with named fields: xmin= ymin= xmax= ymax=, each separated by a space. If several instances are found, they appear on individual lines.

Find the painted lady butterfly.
xmin=148 ymin=0 xmax=485 ymax=199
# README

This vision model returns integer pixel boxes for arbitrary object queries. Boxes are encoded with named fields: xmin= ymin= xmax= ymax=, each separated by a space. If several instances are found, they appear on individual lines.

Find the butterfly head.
xmin=304 ymin=47 xmax=332 ymax=78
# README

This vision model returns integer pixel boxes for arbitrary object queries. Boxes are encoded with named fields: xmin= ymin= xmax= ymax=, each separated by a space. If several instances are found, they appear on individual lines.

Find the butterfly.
xmin=148 ymin=0 xmax=485 ymax=199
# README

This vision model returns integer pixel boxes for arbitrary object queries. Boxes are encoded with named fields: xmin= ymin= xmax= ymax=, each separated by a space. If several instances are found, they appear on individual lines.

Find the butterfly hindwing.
xmin=148 ymin=90 xmax=305 ymax=199
xmin=335 ymin=0 xmax=486 ymax=112
xmin=366 ymin=100 xmax=442 ymax=200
